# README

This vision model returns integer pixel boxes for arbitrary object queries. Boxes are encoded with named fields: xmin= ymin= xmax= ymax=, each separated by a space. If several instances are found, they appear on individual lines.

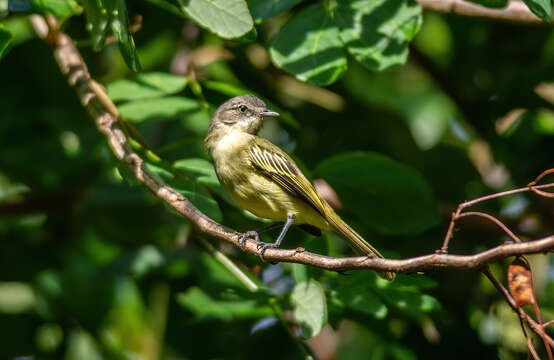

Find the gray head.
xmin=208 ymin=95 xmax=279 ymax=136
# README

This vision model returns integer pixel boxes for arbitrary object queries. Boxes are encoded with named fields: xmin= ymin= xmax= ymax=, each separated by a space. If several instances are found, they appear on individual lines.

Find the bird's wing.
xmin=248 ymin=139 xmax=326 ymax=216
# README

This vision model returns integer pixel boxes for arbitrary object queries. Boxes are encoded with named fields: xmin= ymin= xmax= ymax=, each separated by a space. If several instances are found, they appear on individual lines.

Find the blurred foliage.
xmin=1 ymin=0 xmax=554 ymax=359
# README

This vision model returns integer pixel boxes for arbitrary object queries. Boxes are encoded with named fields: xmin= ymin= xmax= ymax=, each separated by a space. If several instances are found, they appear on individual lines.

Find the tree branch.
xmin=30 ymin=15 xmax=554 ymax=275
xmin=416 ymin=0 xmax=551 ymax=25
xmin=483 ymin=267 xmax=554 ymax=349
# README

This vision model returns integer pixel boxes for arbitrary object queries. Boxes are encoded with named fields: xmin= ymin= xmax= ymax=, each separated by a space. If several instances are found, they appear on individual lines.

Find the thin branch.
xmin=30 ymin=15 xmax=554 ymax=275
xmin=416 ymin=0 xmax=551 ymax=25
xmin=440 ymin=182 xmax=553 ymax=252
xmin=458 ymin=211 xmax=521 ymax=243
xmin=483 ymin=267 xmax=554 ymax=351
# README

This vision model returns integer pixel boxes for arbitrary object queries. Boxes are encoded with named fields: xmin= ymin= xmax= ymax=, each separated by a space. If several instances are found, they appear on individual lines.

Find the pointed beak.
xmin=259 ymin=110 xmax=279 ymax=117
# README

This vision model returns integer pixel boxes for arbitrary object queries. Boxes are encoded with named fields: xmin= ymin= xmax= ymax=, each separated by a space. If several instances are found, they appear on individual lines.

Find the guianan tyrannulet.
xmin=205 ymin=95 xmax=395 ymax=281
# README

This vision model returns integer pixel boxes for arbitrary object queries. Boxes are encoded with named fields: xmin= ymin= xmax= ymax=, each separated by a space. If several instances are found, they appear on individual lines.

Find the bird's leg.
xmin=238 ymin=222 xmax=284 ymax=249
xmin=258 ymin=215 xmax=295 ymax=262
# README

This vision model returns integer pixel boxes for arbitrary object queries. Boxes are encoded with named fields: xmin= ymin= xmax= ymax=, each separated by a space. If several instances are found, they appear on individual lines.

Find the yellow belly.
xmin=211 ymin=132 xmax=330 ymax=230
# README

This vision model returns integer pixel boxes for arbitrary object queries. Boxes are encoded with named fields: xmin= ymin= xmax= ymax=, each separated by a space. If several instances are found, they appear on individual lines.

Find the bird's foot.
xmin=238 ymin=230 xmax=259 ymax=249
xmin=256 ymin=242 xmax=278 ymax=263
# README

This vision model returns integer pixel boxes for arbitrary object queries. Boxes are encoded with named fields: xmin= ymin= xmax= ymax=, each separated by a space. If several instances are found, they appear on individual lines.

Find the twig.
xmin=458 ymin=211 xmax=521 ymax=243
xmin=483 ymin=267 xmax=554 ymax=348
xmin=30 ymin=15 xmax=554 ymax=275
xmin=440 ymin=183 xmax=553 ymax=252
xmin=416 ymin=0 xmax=551 ymax=25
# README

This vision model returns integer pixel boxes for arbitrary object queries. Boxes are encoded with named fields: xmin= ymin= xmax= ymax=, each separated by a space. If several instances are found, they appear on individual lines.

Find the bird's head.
xmin=208 ymin=95 xmax=279 ymax=136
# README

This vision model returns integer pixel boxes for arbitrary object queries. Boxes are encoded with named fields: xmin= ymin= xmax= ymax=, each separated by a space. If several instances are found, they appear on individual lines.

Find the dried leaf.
xmin=507 ymin=257 xmax=535 ymax=307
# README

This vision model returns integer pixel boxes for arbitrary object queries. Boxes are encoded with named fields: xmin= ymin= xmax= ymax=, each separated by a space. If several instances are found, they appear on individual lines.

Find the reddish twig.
xmin=484 ymin=267 xmax=554 ymax=351
xmin=440 ymin=183 xmax=553 ymax=252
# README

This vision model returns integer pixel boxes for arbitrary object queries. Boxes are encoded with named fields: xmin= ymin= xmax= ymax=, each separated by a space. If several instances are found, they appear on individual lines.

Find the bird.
xmin=205 ymin=95 xmax=395 ymax=281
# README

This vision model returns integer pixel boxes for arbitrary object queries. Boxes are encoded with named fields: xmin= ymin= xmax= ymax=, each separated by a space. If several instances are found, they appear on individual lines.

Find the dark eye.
xmin=239 ymin=105 xmax=247 ymax=113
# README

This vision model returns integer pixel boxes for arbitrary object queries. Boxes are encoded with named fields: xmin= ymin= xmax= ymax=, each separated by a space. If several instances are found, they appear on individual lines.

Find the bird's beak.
xmin=259 ymin=110 xmax=279 ymax=117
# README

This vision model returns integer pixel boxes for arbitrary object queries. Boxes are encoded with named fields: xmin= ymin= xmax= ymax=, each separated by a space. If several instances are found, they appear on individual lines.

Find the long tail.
xmin=325 ymin=207 xmax=395 ymax=281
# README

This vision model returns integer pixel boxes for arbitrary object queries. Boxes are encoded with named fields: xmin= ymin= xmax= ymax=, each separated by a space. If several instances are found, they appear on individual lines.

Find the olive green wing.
xmin=248 ymin=139 xmax=326 ymax=216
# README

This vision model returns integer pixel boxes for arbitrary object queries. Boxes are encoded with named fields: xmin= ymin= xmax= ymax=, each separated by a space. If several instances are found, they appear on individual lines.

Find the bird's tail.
xmin=325 ymin=207 xmax=395 ymax=281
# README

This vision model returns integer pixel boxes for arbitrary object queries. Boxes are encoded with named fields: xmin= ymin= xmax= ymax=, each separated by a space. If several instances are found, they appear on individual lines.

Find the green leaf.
xmin=177 ymin=287 xmax=273 ymax=320
xmin=118 ymin=96 xmax=200 ymax=123
xmin=377 ymin=288 xmax=440 ymax=313
xmin=107 ymin=72 xmax=188 ymax=102
xmin=290 ymin=280 xmax=327 ymax=339
xmin=315 ymin=152 xmax=439 ymax=235
xmin=467 ymin=0 xmax=507 ymax=8
xmin=8 ymin=0 xmax=81 ymax=16
xmin=329 ymin=271 xmax=388 ymax=318
xmin=173 ymin=158 xmax=240 ymax=209
xmin=522 ymin=0 xmax=552 ymax=21
xmin=171 ymin=178 xmax=222 ymax=222
xmin=81 ymin=0 xmax=110 ymax=50
xmin=0 ymin=282 xmax=36 ymax=314
xmin=0 ymin=25 xmax=13 ymax=60
xmin=270 ymin=3 xmax=347 ymax=86
xmin=246 ymin=0 xmax=300 ymax=22
xmin=110 ymin=0 xmax=142 ymax=72
xmin=173 ymin=158 xmax=221 ymax=191
xmin=176 ymin=0 xmax=254 ymax=39
xmin=335 ymin=0 xmax=422 ymax=72
xmin=65 ymin=330 xmax=102 ymax=360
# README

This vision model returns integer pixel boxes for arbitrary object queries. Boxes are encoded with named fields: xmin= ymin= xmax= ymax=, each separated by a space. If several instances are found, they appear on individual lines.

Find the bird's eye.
xmin=239 ymin=105 xmax=247 ymax=113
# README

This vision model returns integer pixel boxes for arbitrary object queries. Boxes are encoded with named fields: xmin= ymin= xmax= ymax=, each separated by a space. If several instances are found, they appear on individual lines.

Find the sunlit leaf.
xmin=0 ymin=25 xmax=13 ymax=60
xmin=65 ymin=330 xmax=102 ymax=360
xmin=107 ymin=72 xmax=188 ymax=102
xmin=171 ymin=178 xmax=222 ymax=222
xmin=246 ymin=0 xmax=300 ymax=22
xmin=110 ymin=0 xmax=141 ymax=72
xmin=118 ymin=96 xmax=200 ymax=123
xmin=175 ymin=0 xmax=254 ymax=39
xmin=8 ymin=0 xmax=81 ymax=16
xmin=315 ymin=152 xmax=439 ymax=235
xmin=329 ymin=271 xmax=388 ymax=318
xmin=0 ymin=282 xmax=35 ymax=314
xmin=270 ymin=3 xmax=347 ymax=86
xmin=377 ymin=288 xmax=440 ymax=313
xmin=177 ymin=287 xmax=273 ymax=320
xmin=81 ymin=0 xmax=110 ymax=50
xmin=522 ymin=0 xmax=552 ymax=21
xmin=290 ymin=280 xmax=327 ymax=339
xmin=335 ymin=0 xmax=422 ymax=72
xmin=467 ymin=0 xmax=507 ymax=8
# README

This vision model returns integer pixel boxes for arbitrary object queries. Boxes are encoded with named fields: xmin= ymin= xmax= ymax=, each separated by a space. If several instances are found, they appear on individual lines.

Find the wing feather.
xmin=248 ymin=141 xmax=326 ymax=216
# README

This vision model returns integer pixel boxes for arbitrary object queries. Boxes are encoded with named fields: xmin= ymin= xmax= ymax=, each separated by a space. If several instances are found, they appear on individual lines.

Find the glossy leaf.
xmin=246 ymin=0 xmax=300 ymax=22
xmin=173 ymin=157 xmax=234 ymax=203
xmin=0 ymin=25 xmax=12 ymax=60
xmin=118 ymin=96 xmax=200 ymax=123
xmin=80 ymin=0 xmax=110 ymax=50
xmin=315 ymin=152 xmax=439 ymax=235
xmin=329 ymin=271 xmax=388 ymax=318
xmin=8 ymin=0 xmax=81 ymax=16
xmin=290 ymin=280 xmax=327 ymax=339
xmin=107 ymin=72 xmax=188 ymax=102
xmin=522 ymin=0 xmax=552 ymax=21
xmin=377 ymin=288 xmax=440 ymax=313
xmin=110 ymin=0 xmax=142 ymax=72
xmin=270 ymin=3 xmax=347 ymax=86
xmin=177 ymin=287 xmax=273 ymax=320
xmin=171 ymin=178 xmax=223 ymax=222
xmin=467 ymin=0 xmax=507 ymax=7
xmin=176 ymin=0 xmax=254 ymax=39
xmin=335 ymin=0 xmax=422 ymax=72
